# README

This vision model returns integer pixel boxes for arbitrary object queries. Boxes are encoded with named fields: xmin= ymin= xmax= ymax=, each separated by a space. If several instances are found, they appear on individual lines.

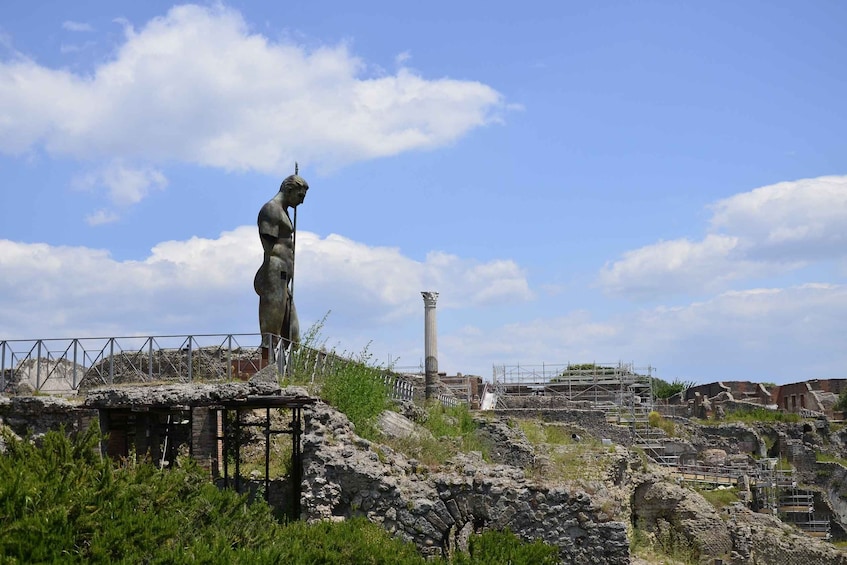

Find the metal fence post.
xmin=109 ymin=338 xmax=115 ymax=385
xmin=72 ymin=339 xmax=79 ymax=389
xmin=36 ymin=340 xmax=43 ymax=391
xmin=226 ymin=335 xmax=232 ymax=381
xmin=1 ymin=341 xmax=6 ymax=392
xmin=276 ymin=339 xmax=285 ymax=375
xmin=187 ymin=336 xmax=193 ymax=382
xmin=148 ymin=338 xmax=154 ymax=381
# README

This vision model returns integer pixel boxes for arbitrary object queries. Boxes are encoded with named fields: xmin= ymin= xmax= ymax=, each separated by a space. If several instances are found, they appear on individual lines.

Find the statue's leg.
xmin=285 ymin=295 xmax=300 ymax=349
xmin=256 ymin=261 xmax=287 ymax=353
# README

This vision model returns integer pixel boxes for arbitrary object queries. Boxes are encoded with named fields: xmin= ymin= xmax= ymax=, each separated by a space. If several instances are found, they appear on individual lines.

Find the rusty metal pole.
xmin=421 ymin=292 xmax=439 ymax=401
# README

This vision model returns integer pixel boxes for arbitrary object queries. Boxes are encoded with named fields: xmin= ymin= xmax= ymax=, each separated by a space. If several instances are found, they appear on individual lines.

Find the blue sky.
xmin=1 ymin=1 xmax=846 ymax=384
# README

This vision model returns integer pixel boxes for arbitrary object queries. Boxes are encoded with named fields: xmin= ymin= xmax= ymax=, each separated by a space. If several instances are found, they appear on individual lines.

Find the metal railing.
xmin=0 ymin=334 xmax=291 ymax=393
xmin=0 ymin=334 xmax=465 ymax=409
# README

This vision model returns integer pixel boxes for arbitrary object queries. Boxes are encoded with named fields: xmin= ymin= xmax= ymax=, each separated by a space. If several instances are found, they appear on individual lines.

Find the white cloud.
xmin=296 ymin=233 xmax=532 ymax=324
xmin=73 ymin=160 xmax=168 ymax=207
xmin=0 ymin=228 xmax=531 ymax=339
xmin=710 ymin=175 xmax=847 ymax=261
xmin=2 ymin=227 xmax=845 ymax=384
xmin=62 ymin=21 xmax=94 ymax=33
xmin=598 ymin=234 xmax=750 ymax=298
xmin=599 ymin=175 xmax=847 ymax=299
xmin=85 ymin=209 xmax=120 ymax=226
xmin=0 ymin=4 xmax=505 ymax=173
xmin=442 ymin=283 xmax=847 ymax=383
xmin=60 ymin=41 xmax=97 ymax=55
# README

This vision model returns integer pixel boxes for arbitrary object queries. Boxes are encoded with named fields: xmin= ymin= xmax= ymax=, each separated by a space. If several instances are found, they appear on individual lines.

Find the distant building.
xmin=683 ymin=379 xmax=847 ymax=420
xmin=684 ymin=381 xmax=772 ymax=406
xmin=439 ymin=372 xmax=483 ymax=409
xmin=771 ymin=379 xmax=847 ymax=419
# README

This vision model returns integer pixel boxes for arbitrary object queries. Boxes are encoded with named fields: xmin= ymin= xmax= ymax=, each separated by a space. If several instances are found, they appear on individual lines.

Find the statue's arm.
xmin=259 ymin=219 xmax=279 ymax=244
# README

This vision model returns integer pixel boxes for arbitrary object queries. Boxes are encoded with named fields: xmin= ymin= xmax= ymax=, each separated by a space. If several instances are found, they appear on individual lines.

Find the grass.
xmin=649 ymin=410 xmax=676 ymax=437
xmin=815 ymin=451 xmax=847 ymax=466
xmin=381 ymin=403 xmax=489 ymax=468
xmin=630 ymin=518 xmax=700 ymax=565
xmin=720 ymin=407 xmax=801 ymax=424
xmin=517 ymin=420 xmax=616 ymax=483
xmin=696 ymin=487 xmax=740 ymax=510
xmin=285 ymin=317 xmax=391 ymax=441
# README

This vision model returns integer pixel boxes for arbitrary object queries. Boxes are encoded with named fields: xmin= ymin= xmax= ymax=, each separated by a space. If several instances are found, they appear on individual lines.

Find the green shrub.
xmin=0 ymin=428 xmax=558 ymax=564
xmin=386 ymin=404 xmax=487 ymax=466
xmin=697 ymin=487 xmax=739 ymax=510
xmin=319 ymin=348 xmax=390 ymax=440
xmin=648 ymin=411 xmax=676 ymax=437
xmin=652 ymin=378 xmax=694 ymax=400
xmin=453 ymin=529 xmax=559 ymax=565
xmin=0 ymin=426 xmax=278 ymax=563
xmin=835 ymin=388 xmax=847 ymax=413
xmin=723 ymin=407 xmax=801 ymax=424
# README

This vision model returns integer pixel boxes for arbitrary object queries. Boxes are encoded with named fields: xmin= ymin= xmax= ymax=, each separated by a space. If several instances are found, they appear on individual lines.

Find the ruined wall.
xmin=0 ymin=396 xmax=97 ymax=437
xmin=493 ymin=408 xmax=633 ymax=446
xmin=300 ymin=402 xmax=631 ymax=564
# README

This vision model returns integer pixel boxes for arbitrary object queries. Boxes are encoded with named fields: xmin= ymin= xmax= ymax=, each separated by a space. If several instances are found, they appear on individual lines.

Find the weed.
xmin=696 ymin=487 xmax=739 ymax=510
xmin=648 ymin=411 xmax=675 ymax=437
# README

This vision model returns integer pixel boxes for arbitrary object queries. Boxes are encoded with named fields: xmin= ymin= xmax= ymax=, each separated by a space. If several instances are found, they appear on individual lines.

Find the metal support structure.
xmin=215 ymin=396 xmax=314 ymax=519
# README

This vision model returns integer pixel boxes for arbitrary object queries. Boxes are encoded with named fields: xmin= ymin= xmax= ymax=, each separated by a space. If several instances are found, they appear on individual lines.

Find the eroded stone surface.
xmin=83 ymin=380 xmax=288 ymax=408
xmin=725 ymin=503 xmax=847 ymax=565
xmin=300 ymin=402 xmax=631 ymax=564
xmin=632 ymin=475 xmax=733 ymax=558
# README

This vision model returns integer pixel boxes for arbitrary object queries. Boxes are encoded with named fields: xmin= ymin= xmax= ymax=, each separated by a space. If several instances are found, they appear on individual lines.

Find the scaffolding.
xmin=491 ymin=362 xmax=654 ymax=408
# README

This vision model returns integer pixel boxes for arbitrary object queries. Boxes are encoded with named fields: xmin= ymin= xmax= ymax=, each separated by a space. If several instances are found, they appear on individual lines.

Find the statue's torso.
xmin=257 ymin=197 xmax=294 ymax=275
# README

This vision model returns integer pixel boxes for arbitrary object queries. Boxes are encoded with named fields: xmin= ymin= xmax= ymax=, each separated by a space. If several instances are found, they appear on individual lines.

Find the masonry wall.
xmin=191 ymin=407 xmax=220 ymax=476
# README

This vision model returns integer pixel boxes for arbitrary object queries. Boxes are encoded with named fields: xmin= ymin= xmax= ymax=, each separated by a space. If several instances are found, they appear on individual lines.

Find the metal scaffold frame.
xmin=491 ymin=361 xmax=655 ymax=410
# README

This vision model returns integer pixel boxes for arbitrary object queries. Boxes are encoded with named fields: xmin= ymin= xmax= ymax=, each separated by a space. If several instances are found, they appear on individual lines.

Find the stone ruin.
xmin=4 ymin=383 xmax=847 ymax=564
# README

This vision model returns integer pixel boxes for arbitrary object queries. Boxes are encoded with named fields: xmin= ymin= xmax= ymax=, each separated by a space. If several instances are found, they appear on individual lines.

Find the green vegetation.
xmin=725 ymin=407 xmax=801 ymax=424
xmin=815 ymin=451 xmax=847 ymax=466
xmin=0 ymin=428 xmax=560 ymax=564
xmin=696 ymin=487 xmax=739 ymax=510
xmin=630 ymin=518 xmax=700 ymax=565
xmin=695 ymin=406 xmax=801 ymax=426
xmin=551 ymin=363 xmax=626 ymax=382
xmin=652 ymin=377 xmax=695 ymax=400
xmin=383 ymin=403 xmax=488 ymax=467
xmin=517 ymin=421 xmax=615 ymax=482
xmin=565 ymin=363 xmax=601 ymax=371
xmin=287 ymin=317 xmax=391 ymax=441
xmin=648 ymin=410 xmax=676 ymax=437
xmin=452 ymin=529 xmax=559 ymax=565
xmin=319 ymin=348 xmax=390 ymax=440
xmin=834 ymin=388 xmax=847 ymax=414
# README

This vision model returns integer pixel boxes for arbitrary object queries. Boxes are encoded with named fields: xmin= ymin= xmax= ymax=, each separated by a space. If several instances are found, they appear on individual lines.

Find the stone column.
xmin=421 ymin=291 xmax=439 ymax=400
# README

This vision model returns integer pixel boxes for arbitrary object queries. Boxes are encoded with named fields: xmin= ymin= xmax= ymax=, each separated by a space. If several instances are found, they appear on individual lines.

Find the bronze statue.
xmin=254 ymin=167 xmax=308 ymax=356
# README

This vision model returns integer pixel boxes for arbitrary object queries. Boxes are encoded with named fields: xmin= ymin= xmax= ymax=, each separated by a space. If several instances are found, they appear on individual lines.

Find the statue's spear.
xmin=290 ymin=162 xmax=298 ymax=306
